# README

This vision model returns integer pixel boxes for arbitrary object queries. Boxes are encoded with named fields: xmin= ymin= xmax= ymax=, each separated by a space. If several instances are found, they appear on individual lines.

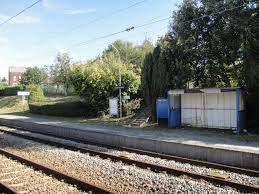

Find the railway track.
xmin=0 ymin=181 xmax=16 ymax=194
xmin=0 ymin=125 xmax=259 ymax=193
xmin=0 ymin=148 xmax=112 ymax=193
xmin=0 ymin=152 xmax=85 ymax=194
xmin=1 ymin=123 xmax=258 ymax=176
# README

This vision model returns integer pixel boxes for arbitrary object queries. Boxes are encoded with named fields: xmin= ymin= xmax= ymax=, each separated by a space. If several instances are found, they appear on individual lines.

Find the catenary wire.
xmin=0 ymin=0 xmax=42 ymax=27
xmin=73 ymin=2 xmax=248 ymax=47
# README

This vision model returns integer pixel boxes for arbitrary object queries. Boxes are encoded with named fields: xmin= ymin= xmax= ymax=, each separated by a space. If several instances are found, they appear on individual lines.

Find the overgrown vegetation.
xmin=21 ymin=67 xmax=47 ymax=85
xmin=50 ymin=53 xmax=73 ymax=96
xmin=142 ymin=0 xmax=258 ymax=125
xmin=0 ymin=96 xmax=28 ymax=114
xmin=69 ymin=56 xmax=141 ymax=114
xmin=29 ymin=97 xmax=88 ymax=117
xmin=27 ymin=84 xmax=45 ymax=102
xmin=3 ymin=0 xmax=257 ymax=129
xmin=0 ymin=85 xmax=25 ymax=96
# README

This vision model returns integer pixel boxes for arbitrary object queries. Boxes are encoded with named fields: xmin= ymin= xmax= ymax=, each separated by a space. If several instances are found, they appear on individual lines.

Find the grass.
xmin=0 ymin=95 xmax=258 ymax=142
xmin=0 ymin=96 xmax=28 ymax=114
xmin=30 ymin=96 xmax=81 ymax=105
xmin=0 ymin=95 xmax=134 ymax=126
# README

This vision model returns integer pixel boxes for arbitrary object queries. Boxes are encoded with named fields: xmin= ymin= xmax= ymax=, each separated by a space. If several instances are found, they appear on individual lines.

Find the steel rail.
xmin=0 ymin=181 xmax=17 ymax=194
xmin=0 ymin=123 xmax=258 ymax=177
xmin=0 ymin=148 xmax=112 ymax=194
xmin=0 ymin=127 xmax=259 ymax=192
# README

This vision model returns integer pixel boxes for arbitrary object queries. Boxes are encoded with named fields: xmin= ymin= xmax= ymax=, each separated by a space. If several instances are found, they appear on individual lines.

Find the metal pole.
xmin=111 ymin=44 xmax=122 ymax=118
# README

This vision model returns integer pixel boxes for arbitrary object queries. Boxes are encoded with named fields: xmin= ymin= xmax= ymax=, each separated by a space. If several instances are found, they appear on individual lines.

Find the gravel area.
xmin=0 ymin=154 xmax=83 ymax=193
xmin=1 ymin=126 xmax=258 ymax=187
xmin=0 ymin=130 xmax=241 ymax=194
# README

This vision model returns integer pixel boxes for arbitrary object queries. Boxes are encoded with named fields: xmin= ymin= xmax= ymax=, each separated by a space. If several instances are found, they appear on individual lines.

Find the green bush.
xmin=27 ymin=84 xmax=45 ymax=102
xmin=69 ymin=61 xmax=140 ymax=114
xmin=0 ymin=85 xmax=25 ymax=96
xmin=29 ymin=101 xmax=88 ymax=117
xmin=0 ymin=83 xmax=8 ymax=90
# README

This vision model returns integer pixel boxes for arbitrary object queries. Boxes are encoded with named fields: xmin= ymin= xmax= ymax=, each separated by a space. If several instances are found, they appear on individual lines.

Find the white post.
xmin=112 ymin=44 xmax=122 ymax=118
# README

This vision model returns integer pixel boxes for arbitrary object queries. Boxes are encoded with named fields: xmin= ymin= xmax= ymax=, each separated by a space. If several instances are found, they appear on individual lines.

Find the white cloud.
xmin=61 ymin=9 xmax=96 ymax=15
xmin=42 ymin=0 xmax=96 ymax=15
xmin=0 ymin=14 xmax=40 ymax=24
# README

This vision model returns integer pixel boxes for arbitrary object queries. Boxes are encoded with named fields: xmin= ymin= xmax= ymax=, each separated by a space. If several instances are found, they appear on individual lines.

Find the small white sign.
xmin=17 ymin=91 xmax=30 ymax=96
xmin=109 ymin=98 xmax=118 ymax=116
xmin=123 ymin=95 xmax=130 ymax=100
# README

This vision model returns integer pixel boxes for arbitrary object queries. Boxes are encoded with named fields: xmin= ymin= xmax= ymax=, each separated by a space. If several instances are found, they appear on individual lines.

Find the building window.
xmin=13 ymin=76 xmax=17 ymax=82
xmin=19 ymin=76 xmax=21 ymax=80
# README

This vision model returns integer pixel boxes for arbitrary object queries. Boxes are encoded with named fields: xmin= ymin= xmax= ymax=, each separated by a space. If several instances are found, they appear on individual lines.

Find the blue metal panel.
xmin=236 ymin=89 xmax=240 ymax=134
xmin=156 ymin=99 xmax=169 ymax=119
xmin=238 ymin=111 xmax=246 ymax=131
xmin=236 ymin=88 xmax=247 ymax=134
xmin=168 ymin=108 xmax=181 ymax=127
xmin=168 ymin=94 xmax=181 ymax=127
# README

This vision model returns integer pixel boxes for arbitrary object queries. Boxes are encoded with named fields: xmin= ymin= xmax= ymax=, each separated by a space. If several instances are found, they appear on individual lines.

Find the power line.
xmin=73 ymin=15 xmax=170 ymax=47
xmin=73 ymin=2 xmax=248 ymax=47
xmin=0 ymin=0 xmax=42 ymax=27
xmin=70 ymin=0 xmax=148 ymax=32
xmin=9 ymin=1 xmax=250 ymax=61
xmin=46 ymin=0 xmax=149 ymax=39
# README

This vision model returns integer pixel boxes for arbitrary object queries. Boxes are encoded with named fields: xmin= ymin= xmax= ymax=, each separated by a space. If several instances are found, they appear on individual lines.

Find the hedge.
xmin=27 ymin=84 xmax=45 ymax=102
xmin=0 ymin=85 xmax=25 ymax=96
xmin=29 ymin=101 xmax=89 ymax=117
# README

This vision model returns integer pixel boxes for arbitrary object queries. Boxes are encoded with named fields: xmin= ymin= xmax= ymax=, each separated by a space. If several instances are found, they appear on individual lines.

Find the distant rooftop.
xmin=9 ymin=66 xmax=27 ymax=73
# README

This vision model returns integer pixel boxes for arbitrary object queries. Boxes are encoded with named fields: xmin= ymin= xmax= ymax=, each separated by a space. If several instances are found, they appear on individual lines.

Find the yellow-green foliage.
xmin=27 ymin=84 xmax=45 ymax=102
xmin=69 ymin=59 xmax=140 ymax=114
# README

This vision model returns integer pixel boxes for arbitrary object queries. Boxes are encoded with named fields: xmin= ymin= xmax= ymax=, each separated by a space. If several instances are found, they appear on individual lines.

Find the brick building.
xmin=8 ymin=66 xmax=27 ymax=85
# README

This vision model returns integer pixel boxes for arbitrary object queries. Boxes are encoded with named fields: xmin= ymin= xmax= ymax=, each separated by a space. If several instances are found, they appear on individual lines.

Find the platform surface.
xmin=0 ymin=114 xmax=259 ymax=154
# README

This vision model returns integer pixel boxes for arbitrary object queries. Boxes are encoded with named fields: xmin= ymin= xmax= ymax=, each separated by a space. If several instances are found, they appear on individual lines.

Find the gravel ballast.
xmin=0 ymin=129 xmax=242 ymax=193
xmin=1 ymin=126 xmax=258 ymax=186
xmin=0 ymin=154 xmax=83 ymax=193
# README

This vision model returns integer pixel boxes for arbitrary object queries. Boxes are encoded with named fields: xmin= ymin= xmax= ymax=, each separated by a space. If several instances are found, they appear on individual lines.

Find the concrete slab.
xmin=0 ymin=114 xmax=258 ymax=169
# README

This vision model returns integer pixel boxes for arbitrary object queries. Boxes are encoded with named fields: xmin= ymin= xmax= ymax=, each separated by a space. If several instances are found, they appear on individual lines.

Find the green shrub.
xmin=69 ymin=62 xmax=140 ymax=114
xmin=29 ymin=101 xmax=88 ymax=117
xmin=0 ymin=85 xmax=25 ymax=96
xmin=27 ymin=84 xmax=45 ymax=102
xmin=0 ymin=83 xmax=8 ymax=90
xmin=123 ymin=98 xmax=141 ymax=116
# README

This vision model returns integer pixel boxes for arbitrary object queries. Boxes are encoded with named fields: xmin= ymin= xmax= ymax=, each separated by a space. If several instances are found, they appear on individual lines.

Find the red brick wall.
xmin=9 ymin=72 xmax=23 ymax=85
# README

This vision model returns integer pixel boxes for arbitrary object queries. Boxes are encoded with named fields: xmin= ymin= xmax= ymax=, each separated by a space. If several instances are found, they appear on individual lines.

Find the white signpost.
xmin=17 ymin=91 xmax=30 ymax=96
xmin=109 ymin=98 xmax=118 ymax=116
xmin=17 ymin=91 xmax=30 ymax=112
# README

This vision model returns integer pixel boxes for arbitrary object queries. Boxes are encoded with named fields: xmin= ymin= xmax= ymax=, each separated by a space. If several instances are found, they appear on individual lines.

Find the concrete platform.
xmin=0 ymin=115 xmax=258 ymax=169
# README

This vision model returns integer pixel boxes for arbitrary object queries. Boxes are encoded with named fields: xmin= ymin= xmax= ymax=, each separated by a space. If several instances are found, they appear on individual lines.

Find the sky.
xmin=0 ymin=0 xmax=182 ymax=79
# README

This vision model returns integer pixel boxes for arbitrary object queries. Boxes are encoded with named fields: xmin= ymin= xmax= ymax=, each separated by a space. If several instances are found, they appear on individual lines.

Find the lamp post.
xmin=111 ymin=44 xmax=122 ymax=118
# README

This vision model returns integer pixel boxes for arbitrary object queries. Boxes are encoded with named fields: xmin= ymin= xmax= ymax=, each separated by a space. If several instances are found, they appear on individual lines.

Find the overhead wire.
xmin=73 ymin=14 xmax=170 ymax=47
xmin=45 ymin=0 xmax=149 ymax=40
xmin=6 ymin=1 xmax=251 ymax=62
xmin=70 ymin=0 xmax=149 ymax=32
xmin=0 ymin=0 xmax=42 ymax=27
xmin=72 ymin=2 xmax=249 ymax=48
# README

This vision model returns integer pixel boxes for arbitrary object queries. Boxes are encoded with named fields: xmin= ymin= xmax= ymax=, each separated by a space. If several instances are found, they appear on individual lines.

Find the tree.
xmin=170 ymin=0 xmax=258 ymax=88
xmin=1 ymin=77 xmax=7 ymax=83
xmin=103 ymin=39 xmax=153 ymax=74
xmin=69 ymin=58 xmax=140 ymax=115
xmin=142 ymin=0 xmax=258 ymax=119
xmin=141 ymin=34 xmax=190 ymax=117
xmin=21 ymin=67 xmax=47 ymax=85
xmin=50 ymin=52 xmax=72 ymax=95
